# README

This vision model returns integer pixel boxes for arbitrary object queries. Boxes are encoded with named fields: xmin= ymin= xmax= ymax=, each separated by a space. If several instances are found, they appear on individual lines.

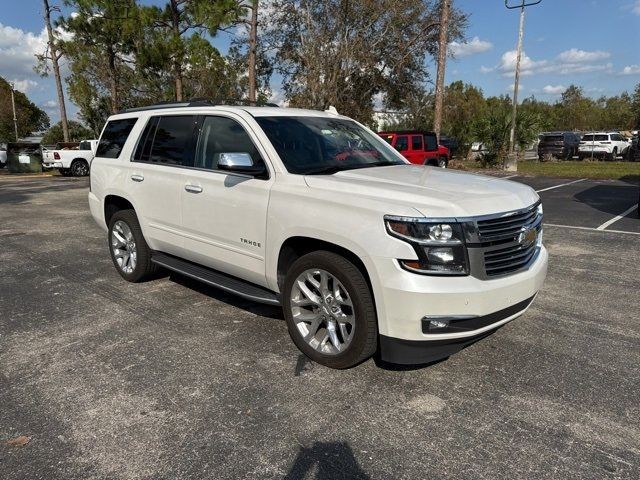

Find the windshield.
xmin=255 ymin=116 xmax=407 ymax=174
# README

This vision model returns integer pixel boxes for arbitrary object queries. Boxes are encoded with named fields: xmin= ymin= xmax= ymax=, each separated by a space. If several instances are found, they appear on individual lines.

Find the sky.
xmin=0 ymin=0 xmax=639 ymax=124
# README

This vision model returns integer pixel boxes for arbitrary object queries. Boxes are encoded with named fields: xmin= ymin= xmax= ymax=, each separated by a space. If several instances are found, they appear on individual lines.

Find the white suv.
xmin=88 ymin=101 xmax=548 ymax=369
xmin=578 ymin=132 xmax=630 ymax=160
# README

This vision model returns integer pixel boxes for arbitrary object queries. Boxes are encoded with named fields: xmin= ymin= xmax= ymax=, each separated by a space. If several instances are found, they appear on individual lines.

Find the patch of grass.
xmin=518 ymin=160 xmax=640 ymax=181
xmin=450 ymin=158 xmax=640 ymax=182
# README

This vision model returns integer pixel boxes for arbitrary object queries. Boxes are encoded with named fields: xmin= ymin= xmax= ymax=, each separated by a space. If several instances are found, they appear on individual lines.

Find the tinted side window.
xmin=395 ymin=136 xmax=408 ymax=151
xmin=148 ymin=116 xmax=196 ymax=166
xmin=424 ymin=134 xmax=438 ymax=151
xmin=411 ymin=135 xmax=423 ymax=150
xmin=133 ymin=117 xmax=160 ymax=162
xmin=194 ymin=116 xmax=260 ymax=170
xmin=96 ymin=118 xmax=138 ymax=158
xmin=582 ymin=135 xmax=593 ymax=142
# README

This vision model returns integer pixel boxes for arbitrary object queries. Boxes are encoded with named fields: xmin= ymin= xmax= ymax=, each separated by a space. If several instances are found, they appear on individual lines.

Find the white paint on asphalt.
xmin=544 ymin=223 xmax=640 ymax=236
xmin=535 ymin=178 xmax=586 ymax=193
xmin=595 ymin=205 xmax=638 ymax=231
xmin=503 ymin=174 xmax=519 ymax=179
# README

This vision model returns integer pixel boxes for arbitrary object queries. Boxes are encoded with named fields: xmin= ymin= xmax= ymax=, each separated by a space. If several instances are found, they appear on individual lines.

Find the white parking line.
xmin=535 ymin=178 xmax=586 ymax=193
xmin=596 ymin=205 xmax=638 ymax=231
xmin=502 ymin=174 xmax=519 ymax=179
xmin=544 ymin=223 xmax=640 ymax=235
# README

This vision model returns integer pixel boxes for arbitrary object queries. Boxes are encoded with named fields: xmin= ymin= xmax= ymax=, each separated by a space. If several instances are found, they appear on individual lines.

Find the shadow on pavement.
xmin=573 ymin=183 xmax=640 ymax=217
xmin=169 ymin=272 xmax=284 ymax=320
xmin=284 ymin=441 xmax=371 ymax=480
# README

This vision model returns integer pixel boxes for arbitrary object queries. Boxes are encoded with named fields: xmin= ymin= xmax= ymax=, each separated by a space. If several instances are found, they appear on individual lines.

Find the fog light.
xmin=426 ymin=247 xmax=454 ymax=263
xmin=427 ymin=318 xmax=450 ymax=330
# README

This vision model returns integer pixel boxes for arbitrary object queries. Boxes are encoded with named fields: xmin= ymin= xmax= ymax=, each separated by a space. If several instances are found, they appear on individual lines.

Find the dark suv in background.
xmin=538 ymin=132 xmax=581 ymax=160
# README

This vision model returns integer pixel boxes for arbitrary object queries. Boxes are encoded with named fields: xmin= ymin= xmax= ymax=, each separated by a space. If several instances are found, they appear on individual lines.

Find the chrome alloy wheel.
xmin=290 ymin=269 xmax=355 ymax=355
xmin=111 ymin=220 xmax=137 ymax=274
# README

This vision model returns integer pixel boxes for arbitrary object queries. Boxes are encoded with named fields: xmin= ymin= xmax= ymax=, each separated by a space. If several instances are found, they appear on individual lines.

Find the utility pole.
xmin=433 ymin=0 xmax=451 ymax=143
xmin=247 ymin=0 xmax=258 ymax=104
xmin=504 ymin=0 xmax=542 ymax=171
xmin=43 ymin=0 xmax=70 ymax=142
xmin=10 ymin=82 xmax=19 ymax=142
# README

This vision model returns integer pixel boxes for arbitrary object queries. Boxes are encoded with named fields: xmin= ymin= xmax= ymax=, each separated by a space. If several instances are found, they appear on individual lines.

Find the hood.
xmin=304 ymin=165 xmax=538 ymax=218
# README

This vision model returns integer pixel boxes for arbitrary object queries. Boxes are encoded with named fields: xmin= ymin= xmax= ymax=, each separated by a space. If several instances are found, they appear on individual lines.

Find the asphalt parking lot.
xmin=1 ymin=174 xmax=639 ymax=479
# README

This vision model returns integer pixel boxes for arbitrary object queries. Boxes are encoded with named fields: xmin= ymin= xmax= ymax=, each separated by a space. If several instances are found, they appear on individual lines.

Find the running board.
xmin=151 ymin=251 xmax=281 ymax=306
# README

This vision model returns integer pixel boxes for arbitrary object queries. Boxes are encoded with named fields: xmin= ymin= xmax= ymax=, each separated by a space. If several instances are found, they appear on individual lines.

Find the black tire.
xmin=608 ymin=148 xmax=617 ymax=161
xmin=58 ymin=168 xmax=71 ymax=176
xmin=282 ymin=251 xmax=378 ymax=369
xmin=108 ymin=209 xmax=157 ymax=282
xmin=437 ymin=157 xmax=448 ymax=168
xmin=70 ymin=159 xmax=89 ymax=177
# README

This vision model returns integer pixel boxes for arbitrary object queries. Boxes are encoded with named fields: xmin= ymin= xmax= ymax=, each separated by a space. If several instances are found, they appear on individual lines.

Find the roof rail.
xmin=120 ymin=98 xmax=279 ymax=114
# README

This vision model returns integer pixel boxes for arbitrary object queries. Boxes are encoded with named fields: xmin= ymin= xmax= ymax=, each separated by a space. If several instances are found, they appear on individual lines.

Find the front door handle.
xmin=185 ymin=184 xmax=203 ymax=194
xmin=131 ymin=174 xmax=144 ymax=182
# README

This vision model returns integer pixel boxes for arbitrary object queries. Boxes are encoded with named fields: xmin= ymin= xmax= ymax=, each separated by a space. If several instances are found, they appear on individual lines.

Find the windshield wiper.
xmin=303 ymin=162 xmax=398 ymax=176
xmin=303 ymin=165 xmax=347 ymax=175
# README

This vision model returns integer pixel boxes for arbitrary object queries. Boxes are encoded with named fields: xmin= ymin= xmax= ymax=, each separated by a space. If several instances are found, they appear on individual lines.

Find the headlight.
xmin=385 ymin=216 xmax=469 ymax=275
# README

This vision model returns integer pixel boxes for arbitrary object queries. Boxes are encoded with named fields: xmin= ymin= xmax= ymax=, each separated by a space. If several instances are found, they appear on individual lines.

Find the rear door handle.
xmin=131 ymin=174 xmax=144 ymax=182
xmin=185 ymin=184 xmax=203 ymax=194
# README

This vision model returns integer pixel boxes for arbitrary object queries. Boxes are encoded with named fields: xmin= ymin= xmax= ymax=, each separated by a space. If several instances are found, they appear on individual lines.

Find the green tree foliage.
xmin=471 ymin=95 xmax=542 ymax=165
xmin=41 ymin=120 xmax=94 ymax=144
xmin=266 ymin=0 xmax=466 ymax=124
xmin=138 ymin=0 xmax=241 ymax=101
xmin=441 ymin=81 xmax=486 ymax=147
xmin=0 ymin=77 xmax=50 ymax=142
xmin=632 ymin=83 xmax=640 ymax=129
xmin=60 ymin=0 xmax=140 ymax=123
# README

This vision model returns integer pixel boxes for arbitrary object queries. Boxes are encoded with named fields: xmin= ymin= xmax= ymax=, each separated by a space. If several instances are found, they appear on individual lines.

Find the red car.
xmin=378 ymin=131 xmax=450 ymax=167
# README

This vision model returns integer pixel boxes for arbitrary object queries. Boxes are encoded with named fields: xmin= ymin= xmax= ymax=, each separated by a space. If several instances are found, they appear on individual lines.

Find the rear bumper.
xmin=43 ymin=162 xmax=63 ymax=169
xmin=88 ymin=191 xmax=107 ymax=231
xmin=538 ymin=147 xmax=566 ymax=156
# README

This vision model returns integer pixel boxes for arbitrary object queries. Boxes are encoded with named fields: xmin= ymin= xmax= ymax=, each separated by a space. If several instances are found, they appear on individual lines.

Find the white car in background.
xmin=0 ymin=145 xmax=6 ymax=168
xmin=578 ymin=132 xmax=630 ymax=161
xmin=42 ymin=139 xmax=98 ymax=176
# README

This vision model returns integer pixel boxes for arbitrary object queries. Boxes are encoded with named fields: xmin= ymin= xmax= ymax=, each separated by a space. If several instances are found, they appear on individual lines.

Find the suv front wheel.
xmin=282 ymin=251 xmax=378 ymax=369
xmin=108 ymin=210 xmax=157 ymax=282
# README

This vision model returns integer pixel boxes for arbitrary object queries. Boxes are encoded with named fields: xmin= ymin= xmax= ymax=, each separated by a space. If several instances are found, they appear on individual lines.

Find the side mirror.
xmin=218 ymin=152 xmax=266 ymax=176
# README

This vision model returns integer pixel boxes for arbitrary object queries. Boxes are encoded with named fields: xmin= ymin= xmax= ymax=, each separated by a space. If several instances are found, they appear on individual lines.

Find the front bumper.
xmin=369 ymin=246 xmax=548 ymax=364
xmin=379 ymin=295 xmax=536 ymax=364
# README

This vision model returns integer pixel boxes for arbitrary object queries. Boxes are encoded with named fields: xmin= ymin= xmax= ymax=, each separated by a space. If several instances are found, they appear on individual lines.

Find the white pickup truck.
xmin=42 ymin=139 xmax=98 ymax=176
xmin=88 ymin=102 xmax=548 ymax=369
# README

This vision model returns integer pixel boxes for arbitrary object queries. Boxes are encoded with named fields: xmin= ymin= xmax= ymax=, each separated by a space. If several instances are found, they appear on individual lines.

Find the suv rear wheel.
xmin=438 ymin=157 xmax=448 ymax=168
xmin=108 ymin=209 xmax=157 ymax=282
xmin=282 ymin=251 xmax=377 ymax=369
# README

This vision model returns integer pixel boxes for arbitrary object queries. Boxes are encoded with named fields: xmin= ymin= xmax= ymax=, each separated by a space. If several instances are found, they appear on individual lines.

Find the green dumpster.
xmin=7 ymin=142 xmax=42 ymax=174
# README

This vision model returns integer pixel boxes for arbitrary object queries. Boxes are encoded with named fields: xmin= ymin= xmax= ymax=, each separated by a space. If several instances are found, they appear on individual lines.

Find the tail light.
xmin=54 ymin=152 xmax=60 ymax=160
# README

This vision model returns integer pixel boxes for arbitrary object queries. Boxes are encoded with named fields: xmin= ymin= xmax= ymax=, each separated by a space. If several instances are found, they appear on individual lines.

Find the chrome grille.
xmin=476 ymin=204 xmax=539 ymax=243
xmin=483 ymin=242 xmax=538 ymax=277
xmin=464 ymin=202 xmax=543 ymax=279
